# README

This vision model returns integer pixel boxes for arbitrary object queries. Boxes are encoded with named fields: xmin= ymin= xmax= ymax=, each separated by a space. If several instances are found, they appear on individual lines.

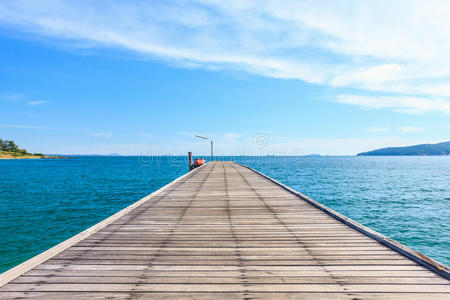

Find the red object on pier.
xmin=194 ymin=159 xmax=205 ymax=167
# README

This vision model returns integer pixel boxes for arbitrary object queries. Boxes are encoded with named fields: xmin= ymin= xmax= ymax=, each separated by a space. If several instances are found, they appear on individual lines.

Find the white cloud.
xmin=368 ymin=127 xmax=390 ymax=133
xmin=335 ymin=94 xmax=450 ymax=114
xmin=331 ymin=64 xmax=405 ymax=87
xmin=28 ymin=100 xmax=48 ymax=106
xmin=1 ymin=1 xmax=450 ymax=111
xmin=400 ymin=126 xmax=423 ymax=132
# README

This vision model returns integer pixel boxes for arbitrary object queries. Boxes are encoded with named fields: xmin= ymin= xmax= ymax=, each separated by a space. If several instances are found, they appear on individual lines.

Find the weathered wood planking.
xmin=0 ymin=161 xmax=449 ymax=299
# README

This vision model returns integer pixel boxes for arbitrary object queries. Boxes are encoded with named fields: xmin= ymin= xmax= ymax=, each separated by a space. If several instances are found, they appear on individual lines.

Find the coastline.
xmin=0 ymin=152 xmax=68 ymax=160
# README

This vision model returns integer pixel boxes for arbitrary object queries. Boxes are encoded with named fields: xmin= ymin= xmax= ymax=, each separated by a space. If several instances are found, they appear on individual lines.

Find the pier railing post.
xmin=211 ymin=141 xmax=213 ymax=161
xmin=188 ymin=152 xmax=193 ymax=170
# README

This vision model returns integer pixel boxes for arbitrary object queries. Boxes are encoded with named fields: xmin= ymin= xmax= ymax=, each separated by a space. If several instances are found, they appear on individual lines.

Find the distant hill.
xmin=358 ymin=141 xmax=450 ymax=156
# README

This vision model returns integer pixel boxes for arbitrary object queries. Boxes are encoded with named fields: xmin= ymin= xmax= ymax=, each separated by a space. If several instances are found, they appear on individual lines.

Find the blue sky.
xmin=0 ymin=1 xmax=449 ymax=155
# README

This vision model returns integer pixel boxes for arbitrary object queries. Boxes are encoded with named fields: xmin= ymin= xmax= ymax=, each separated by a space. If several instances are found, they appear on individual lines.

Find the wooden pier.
xmin=0 ymin=161 xmax=449 ymax=299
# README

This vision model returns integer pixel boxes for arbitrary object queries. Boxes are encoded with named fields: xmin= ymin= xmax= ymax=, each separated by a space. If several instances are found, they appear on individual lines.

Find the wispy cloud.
xmin=178 ymin=132 xmax=196 ymax=138
xmin=1 ymin=93 xmax=25 ymax=101
xmin=223 ymin=133 xmax=242 ymax=140
xmin=137 ymin=133 xmax=152 ymax=138
xmin=1 ymin=1 xmax=450 ymax=113
xmin=335 ymin=94 xmax=450 ymax=114
xmin=0 ymin=124 xmax=51 ymax=129
xmin=331 ymin=64 xmax=406 ymax=88
xmin=1 ymin=93 xmax=49 ymax=106
xmin=28 ymin=100 xmax=48 ymax=106
xmin=400 ymin=126 xmax=423 ymax=132
xmin=89 ymin=132 xmax=113 ymax=138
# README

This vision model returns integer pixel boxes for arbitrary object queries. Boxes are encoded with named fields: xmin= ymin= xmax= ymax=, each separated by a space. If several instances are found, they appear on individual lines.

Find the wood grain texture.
xmin=0 ymin=161 xmax=448 ymax=299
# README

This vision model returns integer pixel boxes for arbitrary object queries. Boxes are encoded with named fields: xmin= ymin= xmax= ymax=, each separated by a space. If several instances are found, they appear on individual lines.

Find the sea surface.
xmin=0 ymin=156 xmax=449 ymax=273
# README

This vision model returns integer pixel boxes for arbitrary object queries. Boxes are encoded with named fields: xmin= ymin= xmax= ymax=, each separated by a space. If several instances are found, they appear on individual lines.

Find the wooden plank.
xmin=15 ymin=273 xmax=448 ymax=285
xmin=23 ymin=269 xmax=438 ymax=278
xmin=1 ymin=283 xmax=450 ymax=293
xmin=10 ymin=292 xmax=448 ymax=300
xmin=13 ymin=275 xmax=449 ymax=284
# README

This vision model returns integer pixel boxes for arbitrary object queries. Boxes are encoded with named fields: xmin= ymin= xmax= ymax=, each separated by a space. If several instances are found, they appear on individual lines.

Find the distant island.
xmin=358 ymin=141 xmax=450 ymax=156
xmin=0 ymin=139 xmax=66 ymax=159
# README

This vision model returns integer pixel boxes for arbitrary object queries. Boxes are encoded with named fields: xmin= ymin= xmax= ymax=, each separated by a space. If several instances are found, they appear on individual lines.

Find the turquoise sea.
xmin=0 ymin=156 xmax=449 ymax=273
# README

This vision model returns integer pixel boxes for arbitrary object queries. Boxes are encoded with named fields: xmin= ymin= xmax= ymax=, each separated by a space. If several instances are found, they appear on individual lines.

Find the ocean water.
xmin=0 ymin=156 xmax=448 ymax=273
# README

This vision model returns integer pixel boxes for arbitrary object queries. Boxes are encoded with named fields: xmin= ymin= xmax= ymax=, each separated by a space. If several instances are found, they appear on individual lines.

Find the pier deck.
xmin=0 ymin=161 xmax=449 ymax=299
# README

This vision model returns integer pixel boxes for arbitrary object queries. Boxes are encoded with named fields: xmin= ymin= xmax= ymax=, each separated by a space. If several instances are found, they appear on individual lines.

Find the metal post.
xmin=188 ymin=152 xmax=193 ymax=170
xmin=211 ymin=141 xmax=213 ymax=161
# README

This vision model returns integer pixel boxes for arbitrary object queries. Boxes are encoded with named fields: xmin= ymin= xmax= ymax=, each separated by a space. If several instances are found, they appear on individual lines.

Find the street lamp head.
xmin=195 ymin=135 xmax=209 ymax=140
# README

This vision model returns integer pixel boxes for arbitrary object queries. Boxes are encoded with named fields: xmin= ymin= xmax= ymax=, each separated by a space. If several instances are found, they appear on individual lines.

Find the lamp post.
xmin=195 ymin=135 xmax=213 ymax=162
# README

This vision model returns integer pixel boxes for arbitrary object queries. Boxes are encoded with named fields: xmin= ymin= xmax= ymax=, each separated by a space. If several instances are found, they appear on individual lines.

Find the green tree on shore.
xmin=0 ymin=139 xmax=30 ymax=154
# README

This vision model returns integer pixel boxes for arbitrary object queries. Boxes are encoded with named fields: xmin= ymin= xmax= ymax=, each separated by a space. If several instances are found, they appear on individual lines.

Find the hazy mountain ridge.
xmin=358 ymin=141 xmax=450 ymax=156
